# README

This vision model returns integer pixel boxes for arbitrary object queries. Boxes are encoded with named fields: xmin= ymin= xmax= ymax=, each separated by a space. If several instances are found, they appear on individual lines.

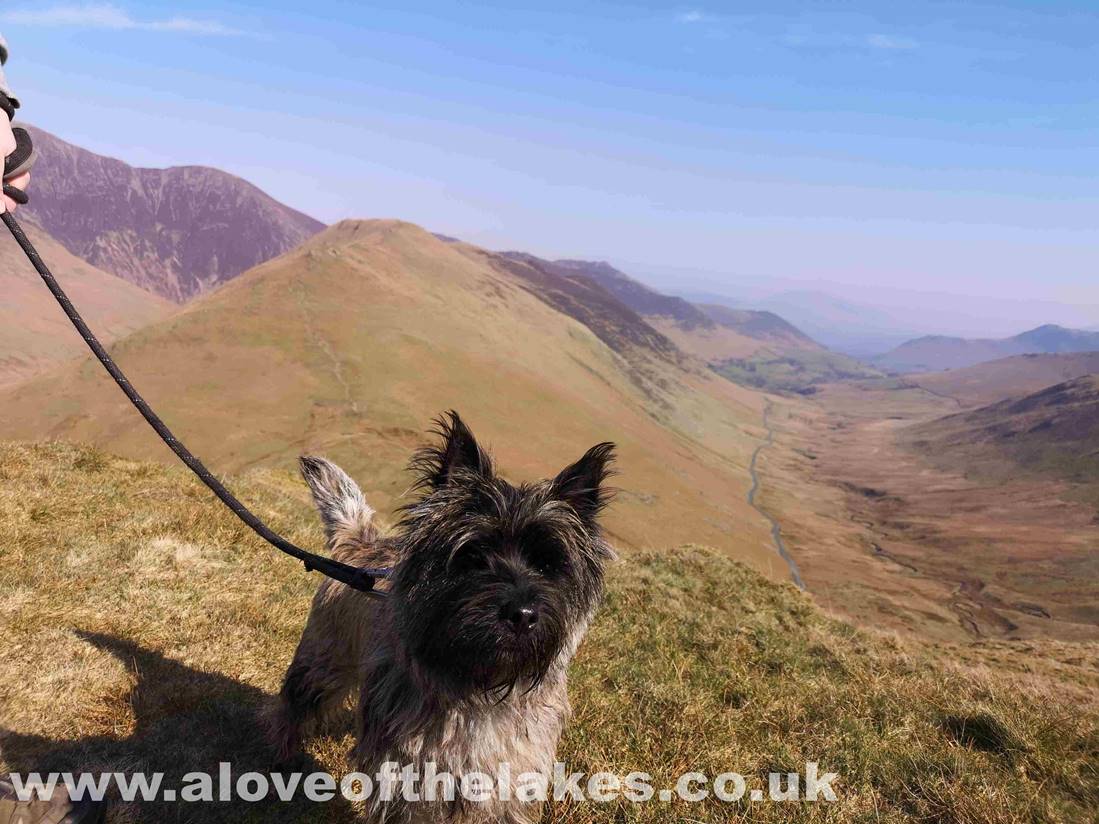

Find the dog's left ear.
xmin=300 ymin=456 xmax=377 ymax=549
xmin=552 ymin=442 xmax=616 ymax=524
xmin=412 ymin=410 xmax=495 ymax=491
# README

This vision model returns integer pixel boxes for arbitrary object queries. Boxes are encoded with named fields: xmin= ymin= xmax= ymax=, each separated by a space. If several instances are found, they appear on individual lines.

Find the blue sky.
xmin=2 ymin=1 xmax=1098 ymax=334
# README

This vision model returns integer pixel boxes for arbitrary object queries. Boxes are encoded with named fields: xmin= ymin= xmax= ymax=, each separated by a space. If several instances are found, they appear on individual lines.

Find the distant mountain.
xmin=22 ymin=126 xmax=325 ymax=302
xmin=909 ymin=352 xmax=1099 ymax=408
xmin=876 ymin=324 xmax=1099 ymax=373
xmin=911 ymin=375 xmax=1099 ymax=485
xmin=0 ymin=218 xmax=173 ymax=387
xmin=697 ymin=290 xmax=920 ymax=358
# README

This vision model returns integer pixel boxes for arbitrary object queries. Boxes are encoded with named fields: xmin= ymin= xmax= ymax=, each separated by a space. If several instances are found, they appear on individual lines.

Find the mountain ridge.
xmin=876 ymin=323 xmax=1099 ymax=373
xmin=21 ymin=126 xmax=326 ymax=302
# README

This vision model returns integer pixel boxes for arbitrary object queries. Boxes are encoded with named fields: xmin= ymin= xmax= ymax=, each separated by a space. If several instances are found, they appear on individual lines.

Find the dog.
xmin=267 ymin=411 xmax=615 ymax=822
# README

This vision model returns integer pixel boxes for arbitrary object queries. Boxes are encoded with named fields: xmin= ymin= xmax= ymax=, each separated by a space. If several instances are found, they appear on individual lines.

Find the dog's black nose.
xmin=503 ymin=604 xmax=539 ymax=633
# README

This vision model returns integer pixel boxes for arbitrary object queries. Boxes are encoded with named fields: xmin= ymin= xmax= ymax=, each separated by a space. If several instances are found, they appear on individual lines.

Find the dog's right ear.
xmin=410 ymin=410 xmax=494 ymax=491
xmin=299 ymin=456 xmax=377 ymax=549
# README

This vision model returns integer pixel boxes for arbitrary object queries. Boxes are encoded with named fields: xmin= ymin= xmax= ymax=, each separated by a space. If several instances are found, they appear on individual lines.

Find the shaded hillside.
xmin=2 ymin=442 xmax=1096 ymax=824
xmin=911 ymin=376 xmax=1099 ymax=485
xmin=876 ymin=324 xmax=1099 ymax=373
xmin=909 ymin=352 xmax=1099 ymax=408
xmin=490 ymin=252 xmax=683 ymax=368
xmin=546 ymin=258 xmax=712 ymax=328
xmin=22 ymin=127 xmax=325 ymax=301
xmin=0 ymin=220 xmax=780 ymax=572
xmin=0 ymin=219 xmax=173 ymax=387
xmin=504 ymin=255 xmax=826 ymax=374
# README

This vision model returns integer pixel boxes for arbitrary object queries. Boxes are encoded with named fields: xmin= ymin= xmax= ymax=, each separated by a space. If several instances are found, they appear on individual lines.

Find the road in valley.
xmin=748 ymin=402 xmax=806 ymax=590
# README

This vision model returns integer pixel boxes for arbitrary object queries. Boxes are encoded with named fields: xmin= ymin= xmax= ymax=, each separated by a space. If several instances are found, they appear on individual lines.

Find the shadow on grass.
xmin=0 ymin=631 xmax=355 ymax=823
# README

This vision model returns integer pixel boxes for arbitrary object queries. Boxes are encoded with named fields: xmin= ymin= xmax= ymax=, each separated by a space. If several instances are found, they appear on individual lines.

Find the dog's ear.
xmin=299 ymin=456 xmax=377 ymax=549
xmin=552 ymin=442 xmax=616 ymax=524
xmin=411 ymin=410 xmax=494 ymax=490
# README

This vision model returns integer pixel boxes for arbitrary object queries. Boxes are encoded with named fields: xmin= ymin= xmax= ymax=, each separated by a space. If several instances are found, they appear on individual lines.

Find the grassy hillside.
xmin=0 ymin=220 xmax=174 ymax=387
xmin=1 ymin=443 xmax=1095 ymax=823
xmin=911 ymin=375 xmax=1099 ymax=488
xmin=0 ymin=220 xmax=780 ymax=574
xmin=909 ymin=352 xmax=1099 ymax=408
xmin=713 ymin=349 xmax=882 ymax=395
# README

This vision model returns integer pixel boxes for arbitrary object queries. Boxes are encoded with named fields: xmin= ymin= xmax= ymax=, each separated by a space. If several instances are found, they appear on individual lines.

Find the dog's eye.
xmin=525 ymin=542 xmax=568 ymax=578
xmin=449 ymin=540 xmax=489 ymax=572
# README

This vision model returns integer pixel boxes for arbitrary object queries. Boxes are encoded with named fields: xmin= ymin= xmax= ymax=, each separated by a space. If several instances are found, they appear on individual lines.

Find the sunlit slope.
xmin=0 ymin=220 xmax=777 ymax=571
xmin=0 ymin=221 xmax=174 ymax=387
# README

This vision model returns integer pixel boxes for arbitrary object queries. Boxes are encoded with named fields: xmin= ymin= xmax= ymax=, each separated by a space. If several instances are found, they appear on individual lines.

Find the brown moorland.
xmin=757 ymin=379 xmax=1099 ymax=643
xmin=0 ymin=220 xmax=174 ymax=388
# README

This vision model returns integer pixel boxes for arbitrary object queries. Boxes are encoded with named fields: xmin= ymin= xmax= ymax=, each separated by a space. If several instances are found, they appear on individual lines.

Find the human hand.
xmin=1 ymin=116 xmax=30 ymax=213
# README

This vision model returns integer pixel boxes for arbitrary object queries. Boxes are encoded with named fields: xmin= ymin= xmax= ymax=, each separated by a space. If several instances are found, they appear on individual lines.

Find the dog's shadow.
xmin=0 ymin=631 xmax=357 ymax=823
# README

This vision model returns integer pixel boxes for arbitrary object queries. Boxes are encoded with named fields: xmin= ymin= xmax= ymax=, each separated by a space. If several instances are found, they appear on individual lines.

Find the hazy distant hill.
xmin=0 ymin=220 xmax=780 ymax=569
xmin=910 ymin=352 xmax=1099 ymax=408
xmin=911 ymin=375 xmax=1099 ymax=487
xmin=721 ymin=290 xmax=919 ymax=357
xmin=877 ymin=324 xmax=1099 ymax=373
xmin=0 ymin=218 xmax=173 ymax=387
xmin=22 ymin=127 xmax=325 ymax=302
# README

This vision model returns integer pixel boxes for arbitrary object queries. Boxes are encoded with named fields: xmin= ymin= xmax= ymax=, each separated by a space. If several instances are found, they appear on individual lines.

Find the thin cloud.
xmin=675 ymin=10 xmax=715 ymax=24
xmin=784 ymin=29 xmax=919 ymax=52
xmin=866 ymin=33 xmax=918 ymax=51
xmin=1 ymin=4 xmax=247 ymax=36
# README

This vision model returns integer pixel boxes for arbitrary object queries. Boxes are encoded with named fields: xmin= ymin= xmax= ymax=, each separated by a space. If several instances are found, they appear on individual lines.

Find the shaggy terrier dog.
xmin=268 ymin=411 xmax=615 ymax=823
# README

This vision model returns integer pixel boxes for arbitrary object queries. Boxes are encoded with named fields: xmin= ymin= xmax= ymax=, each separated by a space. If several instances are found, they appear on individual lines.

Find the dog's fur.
xmin=267 ymin=412 xmax=615 ymax=823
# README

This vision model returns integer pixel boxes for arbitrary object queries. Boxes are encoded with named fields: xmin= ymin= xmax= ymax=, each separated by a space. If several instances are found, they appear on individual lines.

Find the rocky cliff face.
xmin=22 ymin=127 xmax=325 ymax=301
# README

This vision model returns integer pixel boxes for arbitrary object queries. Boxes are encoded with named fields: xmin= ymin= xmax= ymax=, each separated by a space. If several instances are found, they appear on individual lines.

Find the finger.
xmin=0 ymin=130 xmax=14 ymax=159
xmin=1 ymin=171 xmax=29 ymax=213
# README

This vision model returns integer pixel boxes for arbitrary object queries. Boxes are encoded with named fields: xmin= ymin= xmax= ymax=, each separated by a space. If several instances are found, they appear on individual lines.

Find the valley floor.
xmin=758 ymin=380 xmax=1099 ymax=644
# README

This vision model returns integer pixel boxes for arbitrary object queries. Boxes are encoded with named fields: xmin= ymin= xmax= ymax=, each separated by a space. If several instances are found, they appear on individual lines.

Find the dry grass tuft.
xmin=1 ymin=442 xmax=1096 ymax=822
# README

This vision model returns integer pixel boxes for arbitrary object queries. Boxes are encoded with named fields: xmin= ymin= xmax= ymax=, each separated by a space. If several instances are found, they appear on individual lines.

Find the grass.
xmin=713 ymin=350 xmax=882 ymax=395
xmin=1 ymin=441 xmax=1097 ymax=823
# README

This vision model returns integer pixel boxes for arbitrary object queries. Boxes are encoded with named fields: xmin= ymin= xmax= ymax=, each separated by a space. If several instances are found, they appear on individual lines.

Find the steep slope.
xmin=22 ymin=126 xmax=325 ymax=301
xmin=910 ymin=376 xmax=1099 ymax=486
xmin=547 ymin=258 xmax=712 ymax=328
xmin=909 ymin=352 xmax=1099 ymax=408
xmin=876 ymin=324 xmax=1099 ymax=373
xmin=0 ymin=220 xmax=780 ymax=573
xmin=0 ymin=219 xmax=174 ymax=387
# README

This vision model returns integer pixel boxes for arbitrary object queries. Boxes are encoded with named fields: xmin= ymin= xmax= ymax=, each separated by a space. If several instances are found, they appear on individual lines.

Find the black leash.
xmin=3 ymin=118 xmax=387 ymax=596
